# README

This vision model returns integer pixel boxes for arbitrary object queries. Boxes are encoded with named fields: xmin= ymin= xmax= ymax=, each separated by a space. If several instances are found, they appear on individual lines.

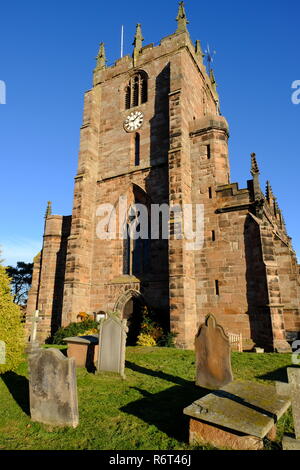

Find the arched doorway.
xmin=114 ymin=289 xmax=146 ymax=345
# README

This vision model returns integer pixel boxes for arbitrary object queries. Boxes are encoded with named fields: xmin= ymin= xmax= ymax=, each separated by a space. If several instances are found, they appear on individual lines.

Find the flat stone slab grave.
xmin=184 ymin=380 xmax=291 ymax=450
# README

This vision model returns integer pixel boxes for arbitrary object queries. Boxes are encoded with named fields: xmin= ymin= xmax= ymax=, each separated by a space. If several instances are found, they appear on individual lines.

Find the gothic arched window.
xmin=125 ymin=71 xmax=148 ymax=109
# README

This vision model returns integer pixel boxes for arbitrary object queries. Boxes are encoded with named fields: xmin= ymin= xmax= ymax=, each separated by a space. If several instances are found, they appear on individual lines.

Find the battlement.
xmin=93 ymin=30 xmax=216 ymax=101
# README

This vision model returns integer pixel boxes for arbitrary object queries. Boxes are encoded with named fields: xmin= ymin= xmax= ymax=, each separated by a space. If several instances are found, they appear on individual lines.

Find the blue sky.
xmin=0 ymin=0 xmax=299 ymax=266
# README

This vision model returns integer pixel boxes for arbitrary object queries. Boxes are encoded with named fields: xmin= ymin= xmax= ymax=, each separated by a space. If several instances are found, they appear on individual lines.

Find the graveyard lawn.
xmin=0 ymin=347 xmax=296 ymax=450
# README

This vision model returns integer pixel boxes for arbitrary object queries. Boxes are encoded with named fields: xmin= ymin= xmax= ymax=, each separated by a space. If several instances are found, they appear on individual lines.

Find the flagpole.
xmin=121 ymin=25 xmax=124 ymax=58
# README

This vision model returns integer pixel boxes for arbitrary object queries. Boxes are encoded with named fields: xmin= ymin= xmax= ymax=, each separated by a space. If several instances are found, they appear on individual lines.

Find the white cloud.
xmin=0 ymin=238 xmax=41 ymax=267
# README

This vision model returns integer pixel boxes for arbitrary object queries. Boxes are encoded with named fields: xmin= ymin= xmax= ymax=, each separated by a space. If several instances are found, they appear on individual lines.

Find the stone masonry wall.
xmin=61 ymin=86 xmax=101 ymax=326
xmin=26 ymin=215 xmax=71 ymax=342
xmin=190 ymin=120 xmax=253 ymax=343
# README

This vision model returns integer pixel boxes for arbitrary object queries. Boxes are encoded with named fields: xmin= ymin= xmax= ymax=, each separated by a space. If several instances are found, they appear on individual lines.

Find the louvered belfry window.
xmin=125 ymin=72 xmax=148 ymax=109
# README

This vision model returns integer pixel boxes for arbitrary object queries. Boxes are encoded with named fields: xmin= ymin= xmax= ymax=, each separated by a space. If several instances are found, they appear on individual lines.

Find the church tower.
xmin=59 ymin=3 xmax=221 ymax=349
xmin=27 ymin=2 xmax=300 ymax=351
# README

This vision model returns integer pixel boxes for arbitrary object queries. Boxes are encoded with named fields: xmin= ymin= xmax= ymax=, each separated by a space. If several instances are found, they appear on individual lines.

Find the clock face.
xmin=124 ymin=111 xmax=144 ymax=132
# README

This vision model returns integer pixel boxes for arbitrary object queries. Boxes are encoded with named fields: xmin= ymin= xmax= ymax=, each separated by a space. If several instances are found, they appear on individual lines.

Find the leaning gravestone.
xmin=195 ymin=314 xmax=233 ymax=389
xmin=29 ymin=348 xmax=79 ymax=428
xmin=282 ymin=367 xmax=300 ymax=450
xmin=97 ymin=314 xmax=128 ymax=378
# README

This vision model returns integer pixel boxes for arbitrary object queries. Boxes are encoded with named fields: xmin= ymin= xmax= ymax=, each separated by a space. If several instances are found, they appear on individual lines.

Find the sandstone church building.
xmin=27 ymin=2 xmax=300 ymax=351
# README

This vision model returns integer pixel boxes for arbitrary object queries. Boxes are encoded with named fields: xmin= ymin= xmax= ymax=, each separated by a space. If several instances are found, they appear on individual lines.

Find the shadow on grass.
xmin=123 ymin=361 xmax=209 ymax=442
xmin=256 ymin=364 xmax=299 ymax=383
xmin=1 ymin=372 xmax=30 ymax=416
xmin=125 ymin=360 xmax=192 ymax=386
xmin=121 ymin=384 xmax=207 ymax=443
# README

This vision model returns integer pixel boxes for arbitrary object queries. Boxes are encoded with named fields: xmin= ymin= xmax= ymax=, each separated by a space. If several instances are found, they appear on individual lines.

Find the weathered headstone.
xmin=29 ymin=348 xmax=79 ymax=428
xmin=282 ymin=367 xmax=300 ymax=450
xmin=288 ymin=368 xmax=300 ymax=439
xmin=275 ymin=380 xmax=290 ymax=397
xmin=195 ymin=314 xmax=233 ymax=389
xmin=97 ymin=314 xmax=128 ymax=378
xmin=0 ymin=340 xmax=5 ymax=365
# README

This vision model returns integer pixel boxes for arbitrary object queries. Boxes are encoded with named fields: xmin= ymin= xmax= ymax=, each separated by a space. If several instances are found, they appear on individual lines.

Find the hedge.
xmin=0 ymin=265 xmax=25 ymax=374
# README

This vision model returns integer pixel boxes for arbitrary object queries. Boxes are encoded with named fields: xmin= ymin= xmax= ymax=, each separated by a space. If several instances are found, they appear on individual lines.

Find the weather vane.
xmin=204 ymin=44 xmax=216 ymax=74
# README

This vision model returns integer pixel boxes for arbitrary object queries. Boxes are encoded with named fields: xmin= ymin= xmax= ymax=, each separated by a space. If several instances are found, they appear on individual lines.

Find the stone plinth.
xmin=184 ymin=381 xmax=291 ymax=450
xmin=189 ymin=418 xmax=265 ymax=450
xmin=65 ymin=335 xmax=99 ymax=369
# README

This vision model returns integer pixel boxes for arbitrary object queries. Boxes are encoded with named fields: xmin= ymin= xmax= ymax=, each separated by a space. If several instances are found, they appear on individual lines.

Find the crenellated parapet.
xmin=92 ymin=4 xmax=219 ymax=110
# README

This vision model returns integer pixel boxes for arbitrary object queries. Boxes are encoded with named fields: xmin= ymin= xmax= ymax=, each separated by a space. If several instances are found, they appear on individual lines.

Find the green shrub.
xmin=137 ymin=333 xmax=157 ymax=347
xmin=157 ymin=331 xmax=177 ymax=348
xmin=50 ymin=320 xmax=99 ymax=345
xmin=133 ymin=306 xmax=177 ymax=348
xmin=0 ymin=265 xmax=25 ymax=374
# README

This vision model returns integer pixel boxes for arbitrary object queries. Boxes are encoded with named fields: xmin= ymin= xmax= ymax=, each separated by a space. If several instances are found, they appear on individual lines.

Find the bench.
xmin=228 ymin=332 xmax=243 ymax=352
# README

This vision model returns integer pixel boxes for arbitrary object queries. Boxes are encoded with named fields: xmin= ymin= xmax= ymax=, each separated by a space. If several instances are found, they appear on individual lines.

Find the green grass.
xmin=0 ymin=348 xmax=296 ymax=450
